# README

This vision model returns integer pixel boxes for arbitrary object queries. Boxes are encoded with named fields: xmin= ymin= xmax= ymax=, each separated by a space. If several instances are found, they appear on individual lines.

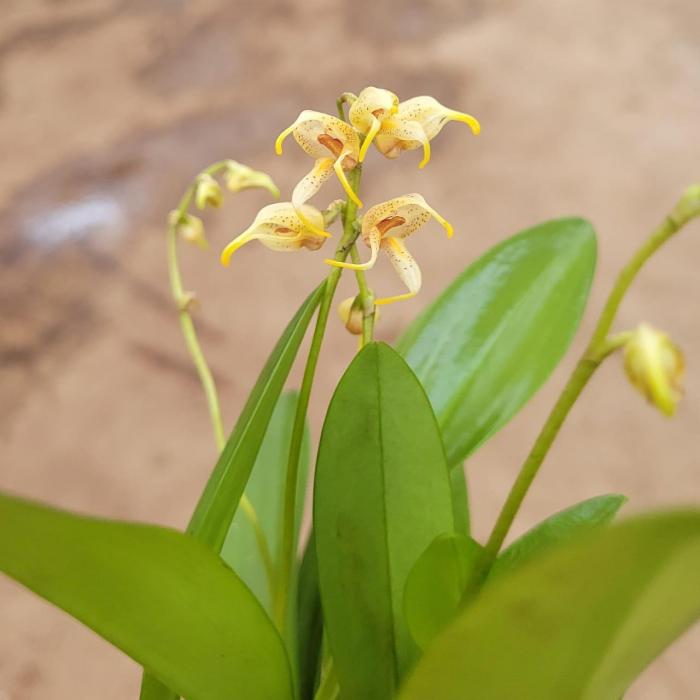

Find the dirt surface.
xmin=0 ymin=0 xmax=699 ymax=697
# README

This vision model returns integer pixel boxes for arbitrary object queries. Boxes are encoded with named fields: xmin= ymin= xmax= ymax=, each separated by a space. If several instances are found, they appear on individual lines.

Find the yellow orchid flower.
xmin=347 ymin=87 xmax=400 ymax=162
xmin=220 ymin=202 xmax=329 ymax=266
xmin=623 ymin=323 xmax=685 ymax=417
xmin=275 ymin=110 xmax=362 ymax=233
xmin=325 ymin=194 xmax=453 ymax=305
xmin=351 ymin=92 xmax=480 ymax=169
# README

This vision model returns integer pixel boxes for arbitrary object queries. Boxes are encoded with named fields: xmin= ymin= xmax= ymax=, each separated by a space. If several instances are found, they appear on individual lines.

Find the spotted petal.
xmin=221 ymin=202 xmax=328 ymax=266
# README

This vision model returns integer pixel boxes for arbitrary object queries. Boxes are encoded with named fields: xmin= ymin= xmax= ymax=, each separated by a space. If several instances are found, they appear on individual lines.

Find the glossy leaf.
xmin=0 ymin=491 xmax=293 ymax=700
xmin=314 ymin=343 xmax=454 ymax=700
xmin=398 ymin=218 xmax=597 ymax=465
xmin=403 ymin=533 xmax=482 ymax=650
xmin=222 ymin=391 xmax=309 ymax=614
xmin=490 ymin=493 xmax=627 ymax=579
xmin=187 ymin=284 xmax=322 ymax=551
xmin=400 ymin=511 xmax=700 ymax=700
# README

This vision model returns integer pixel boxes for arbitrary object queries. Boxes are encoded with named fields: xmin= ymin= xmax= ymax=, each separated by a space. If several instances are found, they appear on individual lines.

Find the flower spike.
xmin=275 ymin=110 xmax=362 ymax=222
xmin=221 ymin=202 xmax=329 ymax=267
xmin=325 ymin=193 xmax=453 ymax=305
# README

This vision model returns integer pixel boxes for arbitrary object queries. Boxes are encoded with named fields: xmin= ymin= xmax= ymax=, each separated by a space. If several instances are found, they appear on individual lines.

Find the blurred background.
xmin=1 ymin=0 xmax=698 ymax=697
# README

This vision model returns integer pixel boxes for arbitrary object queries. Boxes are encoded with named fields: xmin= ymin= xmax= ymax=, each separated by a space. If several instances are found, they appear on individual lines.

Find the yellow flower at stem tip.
xmin=220 ymin=202 xmax=329 ymax=267
xmin=349 ymin=89 xmax=480 ymax=169
xmin=275 ymin=110 xmax=362 ymax=233
xmin=347 ymin=87 xmax=400 ymax=162
xmin=325 ymin=193 xmax=453 ymax=305
xmin=623 ymin=323 xmax=685 ymax=417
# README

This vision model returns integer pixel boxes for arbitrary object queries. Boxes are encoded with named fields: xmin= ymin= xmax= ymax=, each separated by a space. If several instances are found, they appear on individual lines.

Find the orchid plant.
xmin=1 ymin=87 xmax=699 ymax=700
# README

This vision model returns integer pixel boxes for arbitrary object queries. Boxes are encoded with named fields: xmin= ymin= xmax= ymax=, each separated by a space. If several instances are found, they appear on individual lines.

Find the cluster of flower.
xmin=219 ymin=86 xmax=480 ymax=306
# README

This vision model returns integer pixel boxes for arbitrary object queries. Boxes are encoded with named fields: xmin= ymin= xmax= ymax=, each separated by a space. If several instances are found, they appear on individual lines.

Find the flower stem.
xmin=350 ymin=245 xmax=376 ymax=346
xmin=472 ymin=193 xmax=700 ymax=588
xmin=274 ymin=165 xmax=363 ymax=635
xmin=141 ymin=164 xmax=279 ymax=700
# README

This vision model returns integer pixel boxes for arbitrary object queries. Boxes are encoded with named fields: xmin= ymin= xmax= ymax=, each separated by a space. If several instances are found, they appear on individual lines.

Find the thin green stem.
xmin=350 ymin=245 xmax=376 ymax=346
xmin=472 ymin=196 xmax=700 ymax=589
xmin=274 ymin=165 xmax=363 ymax=634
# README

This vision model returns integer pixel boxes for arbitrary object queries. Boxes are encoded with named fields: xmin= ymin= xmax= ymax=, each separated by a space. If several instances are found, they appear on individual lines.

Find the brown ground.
xmin=0 ymin=0 xmax=699 ymax=698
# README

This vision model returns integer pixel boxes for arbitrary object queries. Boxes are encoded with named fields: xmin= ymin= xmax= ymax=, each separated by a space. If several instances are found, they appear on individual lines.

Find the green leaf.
xmin=399 ymin=511 xmax=700 ymax=700
xmin=187 ymin=284 xmax=322 ymax=551
xmin=450 ymin=466 xmax=470 ymax=536
xmin=398 ymin=218 xmax=597 ymax=465
xmin=296 ymin=537 xmax=323 ymax=700
xmin=314 ymin=342 xmax=454 ymax=700
xmin=490 ymin=493 xmax=627 ymax=579
xmin=222 ymin=391 xmax=309 ymax=614
xmin=0 ymin=491 xmax=293 ymax=700
xmin=403 ymin=533 xmax=482 ymax=650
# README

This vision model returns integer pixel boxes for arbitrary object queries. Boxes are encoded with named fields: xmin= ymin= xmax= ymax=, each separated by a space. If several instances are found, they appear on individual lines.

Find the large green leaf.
xmin=187 ymin=284 xmax=322 ymax=551
xmin=314 ymin=343 xmax=454 ymax=700
xmin=490 ymin=493 xmax=627 ymax=579
xmin=398 ymin=218 xmax=597 ymax=465
xmin=400 ymin=511 xmax=700 ymax=700
xmin=222 ymin=391 xmax=309 ymax=614
xmin=0 ymin=491 xmax=293 ymax=700
xmin=403 ymin=533 xmax=482 ymax=650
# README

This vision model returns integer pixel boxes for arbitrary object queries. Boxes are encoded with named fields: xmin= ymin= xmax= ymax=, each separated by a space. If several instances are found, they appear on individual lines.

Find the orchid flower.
xmin=275 ymin=110 xmax=362 ymax=235
xmin=349 ymin=89 xmax=480 ymax=169
xmin=325 ymin=194 xmax=453 ymax=305
xmin=347 ymin=87 xmax=399 ymax=162
xmin=220 ymin=202 xmax=329 ymax=267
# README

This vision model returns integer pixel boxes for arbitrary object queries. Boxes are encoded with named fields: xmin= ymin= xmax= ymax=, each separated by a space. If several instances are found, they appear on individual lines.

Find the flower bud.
xmin=194 ymin=174 xmax=223 ymax=210
xmin=623 ymin=323 xmax=684 ymax=416
xmin=671 ymin=184 xmax=700 ymax=224
xmin=337 ymin=296 xmax=379 ymax=336
xmin=323 ymin=199 xmax=345 ymax=228
xmin=224 ymin=160 xmax=280 ymax=198
xmin=169 ymin=211 xmax=207 ymax=249
xmin=338 ymin=296 xmax=364 ymax=335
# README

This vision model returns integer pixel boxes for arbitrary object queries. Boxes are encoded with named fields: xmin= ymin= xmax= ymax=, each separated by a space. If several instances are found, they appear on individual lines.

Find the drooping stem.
xmin=274 ymin=165 xmax=363 ymax=634
xmin=165 ymin=167 xmax=275 ymax=585
xmin=141 ymin=165 xmax=279 ymax=700
xmin=473 ymin=191 xmax=700 ymax=587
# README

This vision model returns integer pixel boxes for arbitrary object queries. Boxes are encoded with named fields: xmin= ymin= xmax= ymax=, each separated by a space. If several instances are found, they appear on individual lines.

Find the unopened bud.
xmin=170 ymin=211 xmax=207 ymax=250
xmin=194 ymin=173 xmax=223 ymax=210
xmin=337 ymin=296 xmax=379 ymax=336
xmin=671 ymin=184 xmax=700 ymax=225
xmin=224 ymin=160 xmax=280 ymax=198
xmin=323 ymin=199 xmax=345 ymax=228
xmin=623 ymin=323 xmax=684 ymax=417
xmin=177 ymin=291 xmax=199 ymax=312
